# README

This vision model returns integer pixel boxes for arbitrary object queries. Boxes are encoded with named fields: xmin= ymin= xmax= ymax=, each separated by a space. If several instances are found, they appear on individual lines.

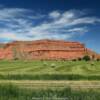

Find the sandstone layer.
xmin=0 ymin=39 xmax=99 ymax=60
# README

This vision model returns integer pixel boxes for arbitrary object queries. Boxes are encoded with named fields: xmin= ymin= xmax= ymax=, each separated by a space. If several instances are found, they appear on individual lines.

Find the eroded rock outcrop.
xmin=0 ymin=39 xmax=99 ymax=60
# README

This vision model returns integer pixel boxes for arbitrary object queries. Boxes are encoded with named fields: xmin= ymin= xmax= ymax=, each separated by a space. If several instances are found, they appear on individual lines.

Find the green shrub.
xmin=72 ymin=59 xmax=77 ymax=61
xmin=97 ymin=59 xmax=100 ymax=61
xmin=78 ymin=58 xmax=82 ymax=61
xmin=14 ymin=57 xmax=19 ymax=60
xmin=83 ymin=55 xmax=91 ymax=61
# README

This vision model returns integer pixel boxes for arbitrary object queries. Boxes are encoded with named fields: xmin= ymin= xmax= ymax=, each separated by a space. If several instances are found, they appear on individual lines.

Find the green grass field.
xmin=0 ymin=60 xmax=100 ymax=100
xmin=0 ymin=84 xmax=100 ymax=100
xmin=0 ymin=60 xmax=100 ymax=80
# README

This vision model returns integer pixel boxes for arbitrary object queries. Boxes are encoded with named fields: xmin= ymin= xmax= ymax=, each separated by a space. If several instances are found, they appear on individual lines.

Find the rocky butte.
xmin=0 ymin=39 xmax=99 ymax=60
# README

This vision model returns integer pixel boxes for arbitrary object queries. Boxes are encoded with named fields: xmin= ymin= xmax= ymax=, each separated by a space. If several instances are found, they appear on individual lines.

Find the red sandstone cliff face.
xmin=0 ymin=39 xmax=99 ymax=60
xmin=0 ymin=48 xmax=5 ymax=59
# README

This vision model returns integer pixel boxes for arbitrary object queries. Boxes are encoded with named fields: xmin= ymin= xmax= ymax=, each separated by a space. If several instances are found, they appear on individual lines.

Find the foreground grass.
xmin=0 ymin=60 xmax=100 ymax=100
xmin=0 ymin=84 xmax=100 ymax=100
xmin=0 ymin=74 xmax=100 ymax=80
xmin=0 ymin=60 xmax=100 ymax=80
xmin=0 ymin=80 xmax=100 ymax=90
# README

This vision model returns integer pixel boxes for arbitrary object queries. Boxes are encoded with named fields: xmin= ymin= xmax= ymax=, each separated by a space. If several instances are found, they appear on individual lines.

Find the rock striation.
xmin=0 ymin=39 xmax=99 ymax=60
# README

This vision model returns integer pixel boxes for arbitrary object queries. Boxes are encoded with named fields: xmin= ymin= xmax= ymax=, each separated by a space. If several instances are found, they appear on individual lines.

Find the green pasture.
xmin=0 ymin=60 xmax=100 ymax=80
xmin=0 ymin=84 xmax=100 ymax=100
xmin=0 ymin=60 xmax=100 ymax=100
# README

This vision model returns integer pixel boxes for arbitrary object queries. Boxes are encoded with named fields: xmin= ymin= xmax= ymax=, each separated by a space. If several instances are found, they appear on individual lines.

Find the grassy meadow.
xmin=0 ymin=60 xmax=100 ymax=80
xmin=0 ymin=60 xmax=100 ymax=100
xmin=0 ymin=84 xmax=100 ymax=100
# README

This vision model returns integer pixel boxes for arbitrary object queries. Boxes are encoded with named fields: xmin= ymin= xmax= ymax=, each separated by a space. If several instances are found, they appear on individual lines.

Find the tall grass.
xmin=0 ymin=84 xmax=100 ymax=100
xmin=0 ymin=74 xmax=100 ymax=80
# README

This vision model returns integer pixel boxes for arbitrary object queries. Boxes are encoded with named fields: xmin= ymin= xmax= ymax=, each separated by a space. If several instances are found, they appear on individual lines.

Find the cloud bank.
xmin=0 ymin=8 xmax=100 ymax=42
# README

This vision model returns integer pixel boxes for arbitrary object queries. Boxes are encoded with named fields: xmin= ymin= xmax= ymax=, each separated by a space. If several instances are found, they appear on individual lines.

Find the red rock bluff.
xmin=0 ymin=39 xmax=99 ymax=60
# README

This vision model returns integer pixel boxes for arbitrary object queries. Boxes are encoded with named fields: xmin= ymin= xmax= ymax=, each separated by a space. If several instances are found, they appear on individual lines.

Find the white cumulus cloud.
xmin=0 ymin=8 xmax=100 ymax=42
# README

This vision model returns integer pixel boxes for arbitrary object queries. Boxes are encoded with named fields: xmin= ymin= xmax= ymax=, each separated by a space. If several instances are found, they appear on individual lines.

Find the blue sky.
xmin=0 ymin=0 xmax=100 ymax=53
